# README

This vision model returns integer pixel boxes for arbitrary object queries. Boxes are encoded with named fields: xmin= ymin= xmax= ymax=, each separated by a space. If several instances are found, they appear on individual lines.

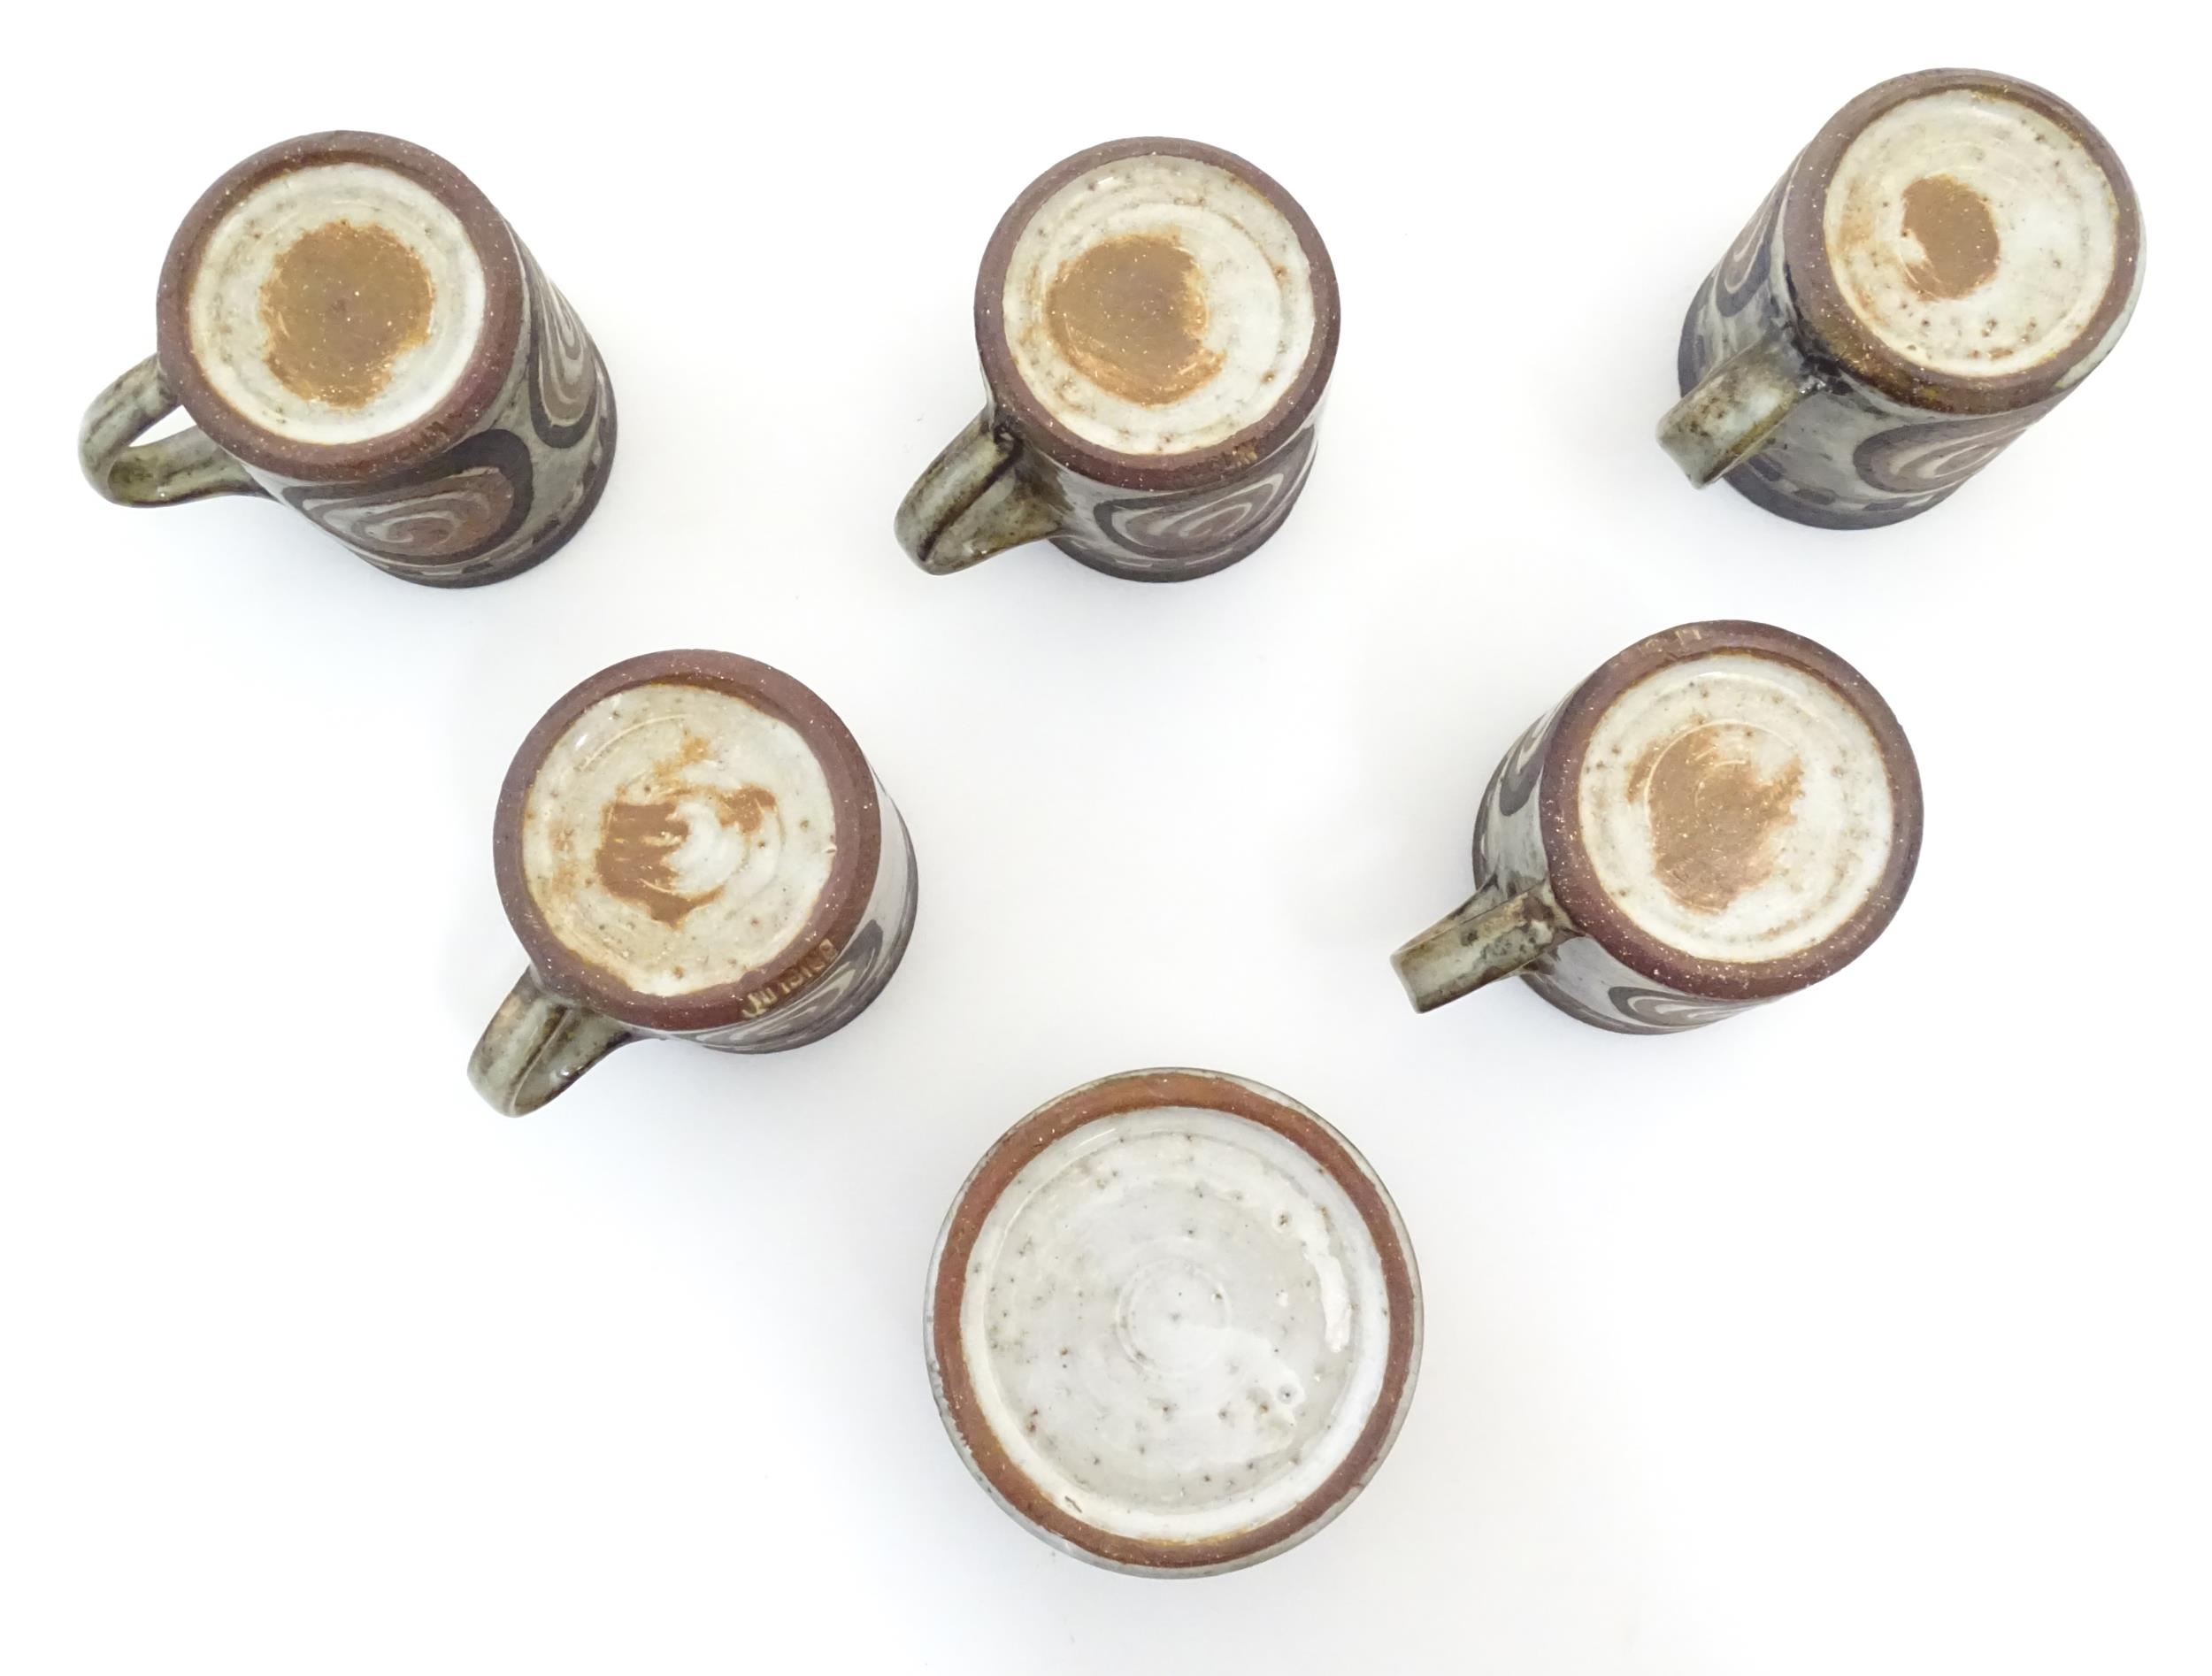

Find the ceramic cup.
xmin=896 ymin=138 xmax=1339 ymax=582
xmin=926 ymin=1068 xmax=1420 ymax=1577
xmin=468 ymin=651 xmax=918 ymax=1114
xmin=1658 ymin=69 xmax=2141 ymax=529
xmin=1392 ymin=622 xmax=1923 ymax=1034
xmin=81 ymin=131 xmax=616 ymax=587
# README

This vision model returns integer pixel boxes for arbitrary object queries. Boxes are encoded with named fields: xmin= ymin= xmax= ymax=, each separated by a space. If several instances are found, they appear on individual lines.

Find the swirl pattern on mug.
xmin=521 ymin=245 xmax=599 ymax=449
xmin=517 ymin=680 xmax=840 ymax=998
xmin=1852 ymin=409 xmax=2044 ymax=494
xmin=1716 ymin=167 xmax=1790 ymax=318
xmin=282 ymin=429 xmax=534 ymax=565
xmin=1091 ymin=427 xmax=1317 ymax=561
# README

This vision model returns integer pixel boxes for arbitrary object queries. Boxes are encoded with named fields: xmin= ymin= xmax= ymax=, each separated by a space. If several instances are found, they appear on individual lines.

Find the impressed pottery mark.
xmin=1628 ymin=724 xmax=1803 ymax=914
xmin=739 ymin=939 xmax=839 ymax=1018
xmin=258 ymin=220 xmax=434 ymax=408
xmin=1900 ymin=174 xmax=2001 ymax=299
xmin=1046 ymin=233 xmax=1224 ymax=407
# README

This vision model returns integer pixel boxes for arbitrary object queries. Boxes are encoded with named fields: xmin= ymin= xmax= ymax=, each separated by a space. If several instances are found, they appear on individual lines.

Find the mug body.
xmin=1455 ymin=623 xmax=1923 ymax=1033
xmin=490 ymin=650 xmax=918 ymax=1056
xmin=898 ymin=138 xmax=1337 ymax=580
xmin=155 ymin=131 xmax=616 ymax=585
xmin=1675 ymin=70 xmax=2141 ymax=528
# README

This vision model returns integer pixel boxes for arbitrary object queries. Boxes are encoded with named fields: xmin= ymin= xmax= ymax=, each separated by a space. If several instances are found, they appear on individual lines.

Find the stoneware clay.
xmin=926 ymin=1069 xmax=1420 ymax=1576
xmin=897 ymin=138 xmax=1339 ymax=581
xmin=1393 ymin=622 xmax=1923 ymax=1034
xmin=81 ymin=132 xmax=616 ymax=586
xmin=468 ymin=651 xmax=918 ymax=1114
xmin=1659 ymin=69 xmax=2141 ymax=529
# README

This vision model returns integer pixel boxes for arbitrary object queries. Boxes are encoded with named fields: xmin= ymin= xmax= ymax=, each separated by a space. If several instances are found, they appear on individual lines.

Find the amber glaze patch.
xmin=1628 ymin=725 xmax=1805 ymax=915
xmin=595 ymin=798 xmax=703 ymax=926
xmin=593 ymin=784 xmax=780 ymax=926
xmin=1900 ymin=175 xmax=2001 ymax=299
xmin=257 ymin=220 xmax=435 ymax=408
xmin=1045 ymin=234 xmax=1224 ymax=407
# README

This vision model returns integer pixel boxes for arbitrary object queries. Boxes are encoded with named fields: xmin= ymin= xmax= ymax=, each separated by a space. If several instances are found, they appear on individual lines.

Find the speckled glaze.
xmin=1658 ymin=70 xmax=2141 ymax=529
xmin=896 ymin=138 xmax=1338 ymax=581
xmin=468 ymin=652 xmax=918 ymax=1115
xmin=926 ymin=1069 xmax=1420 ymax=1577
xmin=1391 ymin=623 xmax=1923 ymax=1034
xmin=80 ymin=132 xmax=614 ymax=587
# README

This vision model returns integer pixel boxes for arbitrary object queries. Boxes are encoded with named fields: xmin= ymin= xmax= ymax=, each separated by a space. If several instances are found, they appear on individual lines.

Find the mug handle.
xmin=80 ymin=356 xmax=269 ymax=506
xmin=468 ymin=968 xmax=638 ymax=1117
xmin=1391 ymin=881 xmax=1574 ymax=1012
xmin=1655 ymin=332 xmax=1821 ymax=487
xmin=895 ymin=410 xmax=1063 ymax=574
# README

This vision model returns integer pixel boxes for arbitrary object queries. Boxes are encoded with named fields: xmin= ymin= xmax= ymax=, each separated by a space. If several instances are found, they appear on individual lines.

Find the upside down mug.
xmin=469 ymin=651 xmax=918 ymax=1113
xmin=1658 ymin=69 xmax=2141 ymax=529
xmin=896 ymin=137 xmax=1339 ymax=581
xmin=1392 ymin=622 xmax=1924 ymax=1034
xmin=81 ymin=130 xmax=616 ymax=586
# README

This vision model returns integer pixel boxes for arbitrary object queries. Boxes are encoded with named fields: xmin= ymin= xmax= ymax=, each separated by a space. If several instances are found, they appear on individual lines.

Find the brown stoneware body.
xmin=1659 ymin=70 xmax=2141 ymax=529
xmin=80 ymin=132 xmax=616 ymax=586
xmin=896 ymin=138 xmax=1339 ymax=581
xmin=469 ymin=651 xmax=918 ymax=1114
xmin=1392 ymin=623 xmax=1924 ymax=1034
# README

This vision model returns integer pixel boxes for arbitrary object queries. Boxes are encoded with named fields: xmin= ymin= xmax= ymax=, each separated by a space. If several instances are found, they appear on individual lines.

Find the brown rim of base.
xmin=155 ymin=131 xmax=526 ymax=482
xmin=926 ymin=1068 xmax=1421 ymax=1576
xmin=1538 ymin=622 xmax=1924 ymax=1003
xmin=491 ymin=650 xmax=883 ymax=1034
xmin=973 ymin=137 xmax=1340 ymax=492
xmin=1784 ymin=68 xmax=2143 ymax=416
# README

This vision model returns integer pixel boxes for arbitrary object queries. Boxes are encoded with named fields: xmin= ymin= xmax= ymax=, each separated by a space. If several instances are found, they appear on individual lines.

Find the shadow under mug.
xmin=80 ymin=130 xmax=616 ymax=588
xmin=469 ymin=651 xmax=918 ymax=1114
xmin=1392 ymin=622 xmax=1923 ymax=1034
xmin=896 ymin=136 xmax=1339 ymax=582
xmin=1657 ymin=68 xmax=2141 ymax=530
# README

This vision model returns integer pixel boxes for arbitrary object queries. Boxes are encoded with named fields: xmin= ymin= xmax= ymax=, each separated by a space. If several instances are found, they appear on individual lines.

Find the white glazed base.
xmin=1824 ymin=88 xmax=2121 ymax=381
xmin=1000 ymin=153 xmax=1314 ymax=457
xmin=518 ymin=681 xmax=839 ymax=998
xmin=186 ymin=161 xmax=488 ymax=446
xmin=1576 ymin=653 xmax=1895 ymax=965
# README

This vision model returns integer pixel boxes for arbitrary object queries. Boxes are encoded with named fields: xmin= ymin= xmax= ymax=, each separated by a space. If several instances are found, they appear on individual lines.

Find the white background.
xmin=4 ymin=7 xmax=2206 ymax=1672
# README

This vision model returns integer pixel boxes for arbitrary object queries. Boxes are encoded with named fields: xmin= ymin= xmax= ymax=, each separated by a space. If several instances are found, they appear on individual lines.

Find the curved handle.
xmin=80 ymin=356 xmax=268 ymax=507
xmin=468 ymin=968 xmax=637 ymax=1116
xmin=1391 ymin=882 xmax=1573 ymax=1013
xmin=1656 ymin=332 xmax=1821 ymax=487
xmin=895 ymin=410 xmax=1063 ymax=575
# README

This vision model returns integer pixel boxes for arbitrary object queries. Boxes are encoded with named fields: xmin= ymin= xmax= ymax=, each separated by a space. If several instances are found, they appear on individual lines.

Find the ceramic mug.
xmin=926 ymin=1068 xmax=1420 ymax=1576
xmin=1658 ymin=69 xmax=2141 ymax=529
xmin=81 ymin=131 xmax=616 ymax=587
xmin=1392 ymin=622 xmax=1923 ymax=1034
xmin=896 ymin=137 xmax=1339 ymax=582
xmin=469 ymin=650 xmax=918 ymax=1114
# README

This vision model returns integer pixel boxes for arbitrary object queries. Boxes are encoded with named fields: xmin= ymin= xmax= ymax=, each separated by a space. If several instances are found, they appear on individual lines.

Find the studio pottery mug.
xmin=469 ymin=651 xmax=918 ymax=1114
xmin=896 ymin=137 xmax=1339 ymax=581
xmin=1392 ymin=623 xmax=1923 ymax=1034
xmin=926 ymin=1068 xmax=1420 ymax=1576
xmin=1659 ymin=69 xmax=2141 ymax=529
xmin=81 ymin=131 xmax=616 ymax=587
